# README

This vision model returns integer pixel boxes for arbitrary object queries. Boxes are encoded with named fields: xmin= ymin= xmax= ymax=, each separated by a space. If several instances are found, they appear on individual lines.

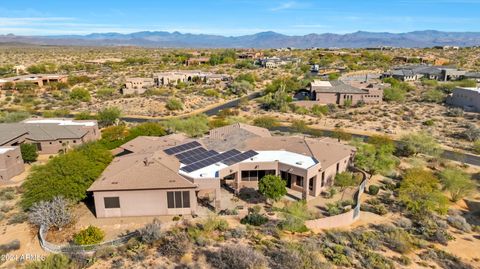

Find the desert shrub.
xmin=166 ymin=98 xmax=184 ymax=111
xmin=419 ymin=248 xmax=473 ymax=269
xmin=368 ymin=185 xmax=380 ymax=195
xmin=203 ymin=216 xmax=229 ymax=232
xmin=321 ymin=243 xmax=353 ymax=267
xmin=395 ymin=217 xmax=412 ymax=229
xmin=94 ymin=246 xmax=116 ymax=260
xmin=395 ymin=255 xmax=412 ymax=266
xmin=139 ymin=218 xmax=162 ymax=244
xmin=278 ymin=214 xmax=309 ymax=233
xmin=28 ymin=196 xmax=73 ymax=230
xmin=363 ymin=251 xmax=395 ymax=269
xmin=157 ymin=232 xmax=190 ymax=260
xmin=224 ymin=226 xmax=247 ymax=240
xmin=0 ymin=240 xmax=20 ymax=253
xmin=361 ymin=201 xmax=388 ymax=215
xmin=447 ymin=215 xmax=472 ymax=232
xmin=163 ymin=114 xmax=210 ymax=137
xmin=25 ymin=254 xmax=71 ymax=269
xmin=381 ymin=227 xmax=416 ymax=254
xmin=69 ymin=87 xmax=91 ymax=102
xmin=205 ymin=244 xmax=268 ymax=269
xmin=446 ymin=107 xmax=464 ymax=117
xmin=267 ymin=246 xmax=303 ymax=269
xmin=73 ymin=226 xmax=105 ymax=245
xmin=241 ymin=211 xmax=268 ymax=226
xmin=253 ymin=116 xmax=280 ymax=129
xmin=8 ymin=212 xmax=28 ymax=224
xmin=97 ymin=106 xmax=121 ymax=127
xmin=0 ymin=187 xmax=16 ymax=201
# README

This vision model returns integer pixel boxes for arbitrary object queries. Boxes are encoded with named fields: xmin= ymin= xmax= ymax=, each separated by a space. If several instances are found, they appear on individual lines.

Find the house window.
xmin=296 ymin=176 xmax=304 ymax=187
xmin=104 ymin=197 xmax=120 ymax=208
xmin=73 ymin=140 xmax=77 ymax=143
xmin=309 ymin=177 xmax=314 ymax=191
xmin=336 ymin=163 xmax=340 ymax=174
xmin=167 ymin=191 xmax=190 ymax=208
xmin=321 ymin=172 xmax=325 ymax=187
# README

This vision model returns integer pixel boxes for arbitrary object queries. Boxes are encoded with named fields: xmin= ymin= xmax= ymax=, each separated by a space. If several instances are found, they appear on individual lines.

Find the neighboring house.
xmin=0 ymin=74 xmax=68 ymax=89
xmin=258 ymin=57 xmax=301 ymax=68
xmin=88 ymin=123 xmax=355 ymax=218
xmin=185 ymin=57 xmax=210 ymax=66
xmin=381 ymin=65 xmax=468 ymax=82
xmin=294 ymin=80 xmax=383 ymax=106
xmin=0 ymin=118 xmax=100 ymax=154
xmin=0 ymin=147 xmax=24 ymax=181
xmin=154 ymin=71 xmax=229 ymax=86
xmin=122 ymin=77 xmax=155 ymax=95
xmin=446 ymin=87 xmax=480 ymax=112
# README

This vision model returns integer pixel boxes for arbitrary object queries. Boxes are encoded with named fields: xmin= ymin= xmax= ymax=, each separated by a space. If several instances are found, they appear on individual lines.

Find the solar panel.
xmin=181 ymin=150 xmax=218 ymax=165
xmin=181 ymin=149 xmax=241 ymax=172
xmin=175 ymin=147 xmax=207 ymax=160
xmin=164 ymin=141 xmax=201 ymax=155
xmin=223 ymin=150 xmax=258 ymax=165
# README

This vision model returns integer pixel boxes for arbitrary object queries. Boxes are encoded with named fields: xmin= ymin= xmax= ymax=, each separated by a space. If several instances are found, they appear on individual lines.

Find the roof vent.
xmin=111 ymin=181 xmax=118 ymax=184
xmin=169 ymin=180 xmax=176 ymax=183
xmin=296 ymin=161 xmax=303 ymax=165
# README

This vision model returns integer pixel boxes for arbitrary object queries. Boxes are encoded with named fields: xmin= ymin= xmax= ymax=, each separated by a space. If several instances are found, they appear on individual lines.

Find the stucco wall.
xmin=93 ymin=188 xmax=197 ymax=218
xmin=0 ymin=147 xmax=24 ymax=181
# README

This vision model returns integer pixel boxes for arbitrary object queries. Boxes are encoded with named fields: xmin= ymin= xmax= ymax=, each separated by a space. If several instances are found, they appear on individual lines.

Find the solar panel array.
xmin=179 ymin=150 xmax=219 ymax=165
xmin=163 ymin=141 xmax=201 ymax=155
xmin=223 ymin=150 xmax=259 ymax=165
xmin=175 ymin=147 xmax=207 ymax=160
xmin=181 ymin=149 xmax=242 ymax=173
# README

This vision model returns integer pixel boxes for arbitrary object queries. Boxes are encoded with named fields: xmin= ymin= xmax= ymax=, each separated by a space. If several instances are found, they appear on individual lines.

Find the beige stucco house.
xmin=0 ymin=118 xmax=100 ymax=155
xmin=88 ymin=123 xmax=355 ymax=218
xmin=0 ymin=74 xmax=67 ymax=89
xmin=0 ymin=147 xmax=24 ymax=181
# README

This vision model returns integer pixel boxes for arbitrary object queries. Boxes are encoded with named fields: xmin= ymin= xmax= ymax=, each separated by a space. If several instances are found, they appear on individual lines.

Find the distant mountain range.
xmin=1 ymin=30 xmax=480 ymax=48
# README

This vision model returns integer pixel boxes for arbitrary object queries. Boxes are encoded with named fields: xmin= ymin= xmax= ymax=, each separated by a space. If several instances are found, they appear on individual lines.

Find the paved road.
xmin=121 ymin=91 xmax=262 ymax=123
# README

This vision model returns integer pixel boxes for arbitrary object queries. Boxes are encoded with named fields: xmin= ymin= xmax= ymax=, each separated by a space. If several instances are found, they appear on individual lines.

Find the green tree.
xmin=439 ymin=168 xmax=475 ymax=202
xmin=258 ymin=175 xmax=287 ymax=203
xmin=422 ymin=89 xmax=445 ymax=103
xmin=20 ymin=143 xmax=38 ymax=163
xmin=229 ymin=80 xmax=253 ymax=96
xmin=400 ymin=131 xmax=442 ymax=157
xmin=332 ymin=128 xmax=352 ymax=141
xmin=129 ymin=122 xmax=166 ymax=138
xmin=334 ymin=172 xmax=358 ymax=199
xmin=473 ymin=140 xmax=480 ymax=154
xmin=399 ymin=168 xmax=449 ymax=217
xmin=97 ymin=107 xmax=121 ymax=127
xmin=21 ymin=143 xmax=112 ymax=209
xmin=69 ymin=87 xmax=91 ymax=102
xmin=352 ymin=140 xmax=397 ymax=175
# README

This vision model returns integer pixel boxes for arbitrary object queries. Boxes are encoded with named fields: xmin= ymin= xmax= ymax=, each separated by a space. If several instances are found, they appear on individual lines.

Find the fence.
xmin=38 ymin=225 xmax=140 ymax=254
xmin=305 ymin=169 xmax=368 ymax=230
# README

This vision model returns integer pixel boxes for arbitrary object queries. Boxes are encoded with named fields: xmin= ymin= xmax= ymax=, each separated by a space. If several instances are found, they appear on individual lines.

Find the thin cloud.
xmin=270 ymin=1 xmax=297 ymax=11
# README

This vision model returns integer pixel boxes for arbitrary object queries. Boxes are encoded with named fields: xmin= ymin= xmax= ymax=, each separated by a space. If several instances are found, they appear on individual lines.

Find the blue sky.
xmin=1 ymin=0 xmax=479 ymax=36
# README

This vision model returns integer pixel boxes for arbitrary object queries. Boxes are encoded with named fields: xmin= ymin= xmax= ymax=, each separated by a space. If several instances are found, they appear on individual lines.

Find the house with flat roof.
xmin=294 ymin=80 xmax=383 ymax=107
xmin=0 ymin=118 xmax=100 ymax=154
xmin=122 ymin=77 xmax=155 ymax=95
xmin=0 ymin=147 xmax=24 ymax=181
xmin=258 ymin=57 xmax=301 ymax=68
xmin=446 ymin=87 xmax=480 ymax=112
xmin=0 ymin=74 xmax=67 ymax=89
xmin=88 ymin=123 xmax=355 ymax=218
xmin=381 ymin=65 xmax=467 ymax=82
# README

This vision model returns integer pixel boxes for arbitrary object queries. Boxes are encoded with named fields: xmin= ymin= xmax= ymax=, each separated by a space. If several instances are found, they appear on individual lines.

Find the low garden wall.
xmin=38 ymin=225 xmax=139 ymax=254
xmin=306 ymin=169 xmax=368 ymax=230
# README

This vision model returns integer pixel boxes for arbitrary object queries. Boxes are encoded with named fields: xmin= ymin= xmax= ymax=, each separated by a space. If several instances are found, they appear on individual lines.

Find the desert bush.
xmin=253 ymin=116 xmax=280 ymax=129
xmin=94 ymin=246 xmax=116 ymax=260
xmin=447 ymin=215 xmax=472 ymax=232
xmin=73 ymin=226 xmax=105 ymax=245
xmin=278 ymin=214 xmax=308 ymax=233
xmin=241 ymin=211 xmax=268 ymax=226
xmin=381 ymin=227 xmax=416 ymax=254
xmin=205 ymin=244 xmax=268 ymax=269
xmin=224 ymin=226 xmax=247 ymax=240
xmin=321 ymin=243 xmax=353 ymax=267
xmin=203 ymin=216 xmax=229 ymax=232
xmin=267 ymin=246 xmax=303 ymax=269
xmin=0 ymin=240 xmax=20 ymax=253
xmin=25 ymin=254 xmax=71 ymax=269
xmin=166 ymin=98 xmax=184 ymax=111
xmin=8 ymin=212 xmax=28 ymax=224
xmin=157 ymin=232 xmax=190 ymax=260
xmin=419 ymin=249 xmax=473 ymax=269
xmin=362 ymin=251 xmax=395 ymax=269
xmin=446 ymin=107 xmax=464 ymax=117
xmin=368 ymin=185 xmax=380 ymax=195
xmin=139 ymin=218 xmax=162 ymax=244
xmin=28 ymin=196 xmax=73 ymax=230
